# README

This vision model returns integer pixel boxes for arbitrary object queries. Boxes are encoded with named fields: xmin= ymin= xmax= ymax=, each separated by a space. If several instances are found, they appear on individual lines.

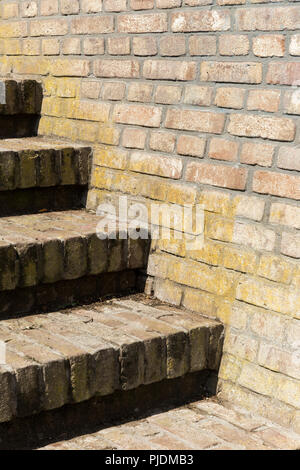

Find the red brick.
xmin=21 ymin=1 xmax=38 ymax=17
xmin=165 ymin=109 xmax=225 ymax=134
xmin=201 ymin=62 xmax=262 ymax=84
xmin=247 ymin=90 xmax=280 ymax=113
xmin=171 ymin=10 xmax=230 ymax=32
xmin=143 ymin=60 xmax=196 ymax=81
xmin=253 ymin=35 xmax=285 ymax=57
xmin=208 ymin=138 xmax=239 ymax=162
xmin=83 ymin=38 xmax=105 ymax=56
xmin=42 ymin=38 xmax=60 ymax=55
xmin=186 ymin=162 xmax=247 ymax=190
xmin=156 ymin=0 xmax=181 ymax=7
xmin=281 ymin=232 xmax=300 ymax=259
xmin=189 ymin=36 xmax=216 ymax=56
xmin=113 ymin=104 xmax=162 ymax=127
xmin=107 ymin=37 xmax=131 ymax=55
xmin=253 ymin=171 xmax=300 ymax=200
xmin=240 ymin=142 xmax=274 ymax=167
xmin=129 ymin=152 xmax=182 ymax=179
xmin=40 ymin=0 xmax=59 ymax=15
xmin=102 ymin=82 xmax=126 ymax=101
xmin=177 ymin=135 xmax=206 ymax=158
xmin=236 ymin=7 xmax=300 ymax=31
xmin=122 ymin=128 xmax=147 ymax=149
xmin=118 ymin=13 xmax=167 ymax=33
xmin=150 ymin=131 xmax=176 ymax=153
xmin=228 ymin=114 xmax=296 ymax=142
xmin=277 ymin=147 xmax=300 ymax=172
xmin=130 ymin=0 xmax=154 ymax=9
xmin=160 ymin=35 xmax=186 ymax=56
xmin=62 ymin=38 xmax=81 ymax=55
xmin=155 ymin=85 xmax=182 ymax=105
xmin=61 ymin=0 xmax=79 ymax=14
xmin=283 ymin=90 xmax=300 ymax=115
xmin=132 ymin=36 xmax=157 ymax=56
xmin=82 ymin=0 xmax=103 ymax=12
xmin=128 ymin=82 xmax=153 ymax=102
xmin=70 ymin=16 xmax=114 ymax=34
xmin=290 ymin=34 xmax=300 ymax=56
xmin=266 ymin=63 xmax=300 ymax=86
xmin=94 ymin=60 xmax=140 ymax=78
xmin=219 ymin=34 xmax=249 ymax=56
xmin=184 ymin=86 xmax=213 ymax=106
xmin=103 ymin=0 xmax=126 ymax=12
xmin=214 ymin=87 xmax=245 ymax=109
xmin=30 ymin=19 xmax=69 ymax=36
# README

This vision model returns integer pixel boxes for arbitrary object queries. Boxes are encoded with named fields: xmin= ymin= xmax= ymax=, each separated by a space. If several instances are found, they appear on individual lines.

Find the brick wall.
xmin=0 ymin=0 xmax=299 ymax=432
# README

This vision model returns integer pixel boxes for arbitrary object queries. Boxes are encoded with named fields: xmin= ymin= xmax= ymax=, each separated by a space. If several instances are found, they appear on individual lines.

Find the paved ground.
xmin=39 ymin=398 xmax=300 ymax=450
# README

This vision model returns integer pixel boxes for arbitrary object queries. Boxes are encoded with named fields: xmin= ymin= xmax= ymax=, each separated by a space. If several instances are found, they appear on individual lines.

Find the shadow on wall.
xmin=0 ymin=79 xmax=43 ymax=138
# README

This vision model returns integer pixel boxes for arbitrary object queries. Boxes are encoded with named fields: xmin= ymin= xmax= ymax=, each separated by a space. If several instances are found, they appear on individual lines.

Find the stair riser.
xmin=0 ymin=80 xmax=42 ymax=115
xmin=0 ymin=80 xmax=42 ymax=139
xmin=0 ymin=186 xmax=87 ymax=216
xmin=0 ymin=236 xmax=149 ymax=293
xmin=0 ymin=115 xmax=40 ymax=139
xmin=0 ymin=370 xmax=215 ymax=450
xmin=0 ymin=270 xmax=140 ymax=319
xmin=0 ymin=146 xmax=91 ymax=191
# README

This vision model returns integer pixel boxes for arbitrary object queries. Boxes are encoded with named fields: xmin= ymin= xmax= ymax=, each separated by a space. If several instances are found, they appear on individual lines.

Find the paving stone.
xmin=38 ymin=398 xmax=300 ymax=450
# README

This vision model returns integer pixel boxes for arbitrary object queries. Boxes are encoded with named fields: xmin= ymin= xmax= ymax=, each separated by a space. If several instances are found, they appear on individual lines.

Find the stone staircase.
xmin=0 ymin=80 xmax=224 ymax=449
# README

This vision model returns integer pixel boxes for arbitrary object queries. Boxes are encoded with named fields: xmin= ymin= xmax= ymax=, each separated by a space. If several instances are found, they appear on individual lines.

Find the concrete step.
xmin=0 ymin=137 xmax=92 ymax=215
xmin=0 ymin=210 xmax=149 ymax=317
xmin=0 ymin=80 xmax=42 ymax=138
xmin=0 ymin=296 xmax=223 ymax=430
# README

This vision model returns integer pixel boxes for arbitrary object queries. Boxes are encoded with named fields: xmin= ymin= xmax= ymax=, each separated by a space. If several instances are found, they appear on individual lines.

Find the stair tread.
xmin=0 ymin=295 xmax=223 ymax=424
xmin=0 ymin=136 xmax=89 ymax=152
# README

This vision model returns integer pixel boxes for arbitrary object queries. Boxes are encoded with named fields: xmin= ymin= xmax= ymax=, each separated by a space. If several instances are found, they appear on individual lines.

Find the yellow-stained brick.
xmin=67 ymin=100 xmax=111 ymax=122
xmin=166 ymin=184 xmax=197 ymax=206
xmin=223 ymin=246 xmax=257 ymax=274
xmin=91 ymin=166 xmax=115 ymax=191
xmin=198 ymin=190 xmax=232 ymax=216
xmin=258 ymin=254 xmax=295 ymax=284
xmin=10 ymin=57 xmax=50 ymax=75
xmin=52 ymin=118 xmax=78 ymax=140
xmin=167 ymin=257 xmax=238 ymax=297
xmin=157 ymin=233 xmax=186 ymax=258
xmin=154 ymin=279 xmax=183 ymax=306
xmin=76 ymin=120 xmax=99 ymax=142
xmin=147 ymin=253 xmax=169 ymax=279
xmin=224 ymin=331 xmax=258 ymax=363
xmin=56 ymin=79 xmax=80 ymax=98
xmin=238 ymin=363 xmax=277 ymax=397
xmin=236 ymin=276 xmax=299 ymax=316
xmin=219 ymin=354 xmax=243 ymax=382
xmin=216 ymin=300 xmax=248 ymax=330
xmin=38 ymin=116 xmax=54 ymax=136
xmin=190 ymin=240 xmax=223 ymax=266
xmin=219 ymin=381 xmax=294 ymax=432
xmin=182 ymin=287 xmax=218 ymax=318
xmin=98 ymin=126 xmax=121 ymax=146
xmin=205 ymin=213 xmax=234 ymax=243
xmin=0 ymin=39 xmax=22 ymax=55
xmin=276 ymin=377 xmax=300 ymax=409
xmin=93 ymin=146 xmax=128 ymax=170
